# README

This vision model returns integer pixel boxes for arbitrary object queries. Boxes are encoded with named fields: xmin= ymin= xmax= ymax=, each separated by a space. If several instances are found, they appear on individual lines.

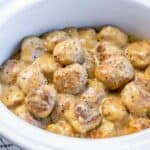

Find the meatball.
xmin=97 ymin=41 xmax=124 ymax=61
xmin=1 ymin=85 xmax=24 ymax=107
xmin=125 ymin=41 xmax=150 ymax=69
xmin=65 ymin=101 xmax=102 ymax=133
xmin=42 ymin=31 xmax=69 ymax=52
xmin=32 ymin=53 xmax=60 ymax=81
xmin=21 ymin=36 xmax=46 ymax=63
xmin=79 ymin=79 xmax=107 ymax=103
xmin=53 ymin=39 xmax=84 ymax=65
xmin=79 ymin=28 xmax=98 ymax=49
xmin=53 ymin=63 xmax=87 ymax=94
xmin=47 ymin=120 xmax=74 ymax=136
xmin=17 ymin=66 xmax=47 ymax=94
xmin=55 ymin=94 xmax=76 ymax=117
xmin=101 ymin=96 xmax=128 ymax=124
xmin=121 ymin=80 xmax=150 ymax=117
xmin=83 ymin=48 xmax=99 ymax=78
xmin=64 ymin=27 xmax=79 ymax=38
xmin=14 ymin=105 xmax=42 ymax=127
xmin=0 ymin=59 xmax=26 ymax=84
xmin=97 ymin=26 xmax=128 ymax=47
xmin=95 ymin=56 xmax=134 ymax=90
xmin=25 ymin=84 xmax=56 ymax=118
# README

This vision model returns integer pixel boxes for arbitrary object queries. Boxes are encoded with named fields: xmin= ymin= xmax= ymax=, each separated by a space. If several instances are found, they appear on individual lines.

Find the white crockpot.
xmin=0 ymin=0 xmax=150 ymax=149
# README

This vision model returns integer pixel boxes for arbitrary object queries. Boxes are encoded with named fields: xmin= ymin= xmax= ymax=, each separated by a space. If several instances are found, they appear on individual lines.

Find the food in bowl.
xmin=0 ymin=26 xmax=149 ymax=138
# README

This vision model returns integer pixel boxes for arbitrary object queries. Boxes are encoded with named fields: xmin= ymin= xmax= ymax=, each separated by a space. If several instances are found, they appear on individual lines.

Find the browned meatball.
xmin=79 ymin=28 xmax=98 ymax=49
xmin=98 ymin=26 xmax=128 ymax=47
xmin=79 ymin=79 xmax=107 ymax=103
xmin=121 ymin=73 xmax=150 ymax=117
xmin=65 ymin=101 xmax=102 ymax=133
xmin=17 ymin=66 xmax=47 ymax=94
xmin=32 ymin=53 xmax=60 ymax=81
xmin=125 ymin=41 xmax=150 ymax=69
xmin=21 ymin=36 xmax=46 ymax=63
xmin=97 ymin=41 xmax=124 ymax=61
xmin=101 ymin=96 xmax=128 ymax=124
xmin=95 ymin=56 xmax=134 ymax=90
xmin=53 ymin=63 xmax=87 ymax=94
xmin=0 ymin=59 xmax=26 ymax=84
xmin=53 ymin=39 xmax=84 ymax=65
xmin=122 ymin=81 xmax=149 ymax=117
xmin=25 ymin=84 xmax=56 ymax=118
xmin=42 ymin=31 xmax=69 ymax=52
xmin=1 ymin=85 xmax=24 ymax=107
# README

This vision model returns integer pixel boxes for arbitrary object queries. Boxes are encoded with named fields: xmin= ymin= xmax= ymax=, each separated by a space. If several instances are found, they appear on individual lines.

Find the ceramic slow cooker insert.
xmin=0 ymin=0 xmax=150 ymax=149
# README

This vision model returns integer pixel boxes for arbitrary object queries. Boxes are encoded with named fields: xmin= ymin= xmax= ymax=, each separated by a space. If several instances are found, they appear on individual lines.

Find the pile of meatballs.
xmin=0 ymin=26 xmax=150 ymax=138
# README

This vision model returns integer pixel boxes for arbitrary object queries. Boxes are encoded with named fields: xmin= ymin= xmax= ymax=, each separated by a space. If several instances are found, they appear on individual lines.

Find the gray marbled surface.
xmin=0 ymin=136 xmax=22 ymax=150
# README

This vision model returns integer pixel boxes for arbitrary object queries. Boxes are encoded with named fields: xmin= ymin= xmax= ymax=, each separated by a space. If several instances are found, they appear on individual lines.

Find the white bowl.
xmin=0 ymin=0 xmax=150 ymax=149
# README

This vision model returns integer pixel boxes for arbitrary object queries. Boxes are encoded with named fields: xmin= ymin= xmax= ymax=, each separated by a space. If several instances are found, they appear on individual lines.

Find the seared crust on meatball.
xmin=98 ymin=26 xmax=128 ymax=47
xmin=97 ymin=41 xmax=124 ymax=61
xmin=125 ymin=41 xmax=150 ymax=69
xmin=53 ymin=39 xmax=84 ymax=65
xmin=25 ymin=84 xmax=56 ymax=118
xmin=65 ymin=101 xmax=102 ymax=133
xmin=95 ymin=56 xmax=134 ymax=90
xmin=17 ymin=66 xmax=47 ymax=94
xmin=53 ymin=63 xmax=87 ymax=94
